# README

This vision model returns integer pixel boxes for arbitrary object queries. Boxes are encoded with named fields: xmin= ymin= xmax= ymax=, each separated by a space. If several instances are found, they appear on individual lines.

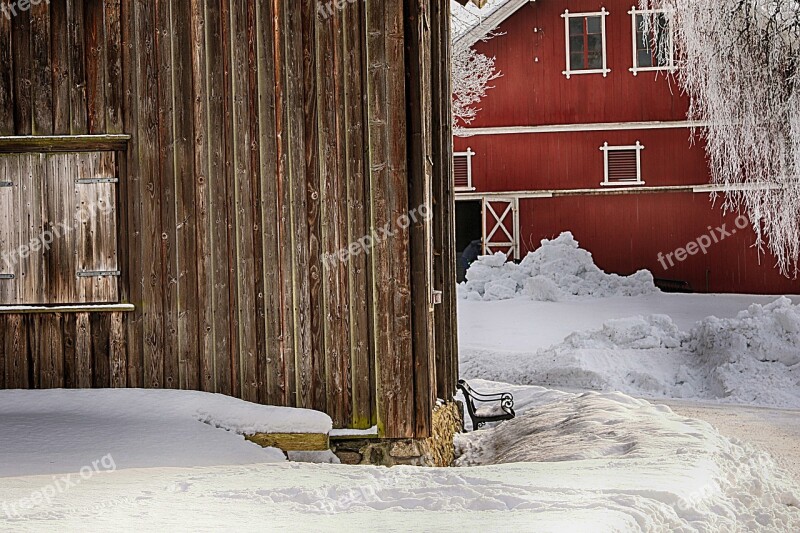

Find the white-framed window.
xmin=600 ymin=142 xmax=645 ymax=186
xmin=628 ymin=7 xmax=677 ymax=75
xmin=454 ymin=148 xmax=475 ymax=191
xmin=562 ymin=8 xmax=610 ymax=79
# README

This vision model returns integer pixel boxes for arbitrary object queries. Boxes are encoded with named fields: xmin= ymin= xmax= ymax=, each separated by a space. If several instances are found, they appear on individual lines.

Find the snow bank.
xmin=0 ymin=389 xmax=332 ymax=477
xmin=455 ymin=384 xmax=800 ymax=531
xmin=461 ymin=298 xmax=800 ymax=408
xmin=460 ymin=232 xmax=658 ymax=301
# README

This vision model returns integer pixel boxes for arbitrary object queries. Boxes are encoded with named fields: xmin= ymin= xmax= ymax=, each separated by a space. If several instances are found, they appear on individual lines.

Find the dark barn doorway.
xmin=456 ymin=200 xmax=482 ymax=282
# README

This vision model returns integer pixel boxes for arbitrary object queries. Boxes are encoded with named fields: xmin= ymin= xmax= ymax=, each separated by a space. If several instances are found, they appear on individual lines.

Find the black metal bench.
xmin=457 ymin=379 xmax=516 ymax=431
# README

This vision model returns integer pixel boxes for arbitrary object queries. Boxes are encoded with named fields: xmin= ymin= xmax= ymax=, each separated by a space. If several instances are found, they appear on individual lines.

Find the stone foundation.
xmin=331 ymin=401 xmax=463 ymax=467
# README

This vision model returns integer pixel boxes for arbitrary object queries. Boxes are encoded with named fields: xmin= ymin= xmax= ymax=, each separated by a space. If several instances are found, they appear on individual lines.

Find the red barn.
xmin=452 ymin=0 xmax=800 ymax=294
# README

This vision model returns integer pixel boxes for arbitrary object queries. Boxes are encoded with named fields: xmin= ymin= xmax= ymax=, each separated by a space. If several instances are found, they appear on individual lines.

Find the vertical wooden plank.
xmin=155 ymin=0 xmax=178 ymax=389
xmin=255 ymin=0 xmax=285 ymax=406
xmin=62 ymin=313 xmax=77 ymax=388
xmin=0 ymin=9 xmax=14 ymax=135
xmin=406 ymin=0 xmax=436 ymax=438
xmin=0 ymin=157 xmax=17 ymax=305
xmin=51 ymin=0 xmax=71 ymax=135
xmin=91 ymin=312 xmax=111 ymax=387
xmin=302 ymin=0 xmax=326 ymax=416
xmin=319 ymin=0 xmax=351 ymax=427
xmin=17 ymin=154 xmax=47 ymax=305
xmin=46 ymin=154 xmax=78 ymax=305
xmin=75 ymin=153 xmax=118 ymax=303
xmin=104 ymin=0 xmax=123 ymax=133
xmin=4 ymin=315 xmax=28 ymax=388
xmin=68 ymin=0 xmax=89 ymax=134
xmin=134 ymin=0 xmax=163 ymax=389
xmin=230 ymin=0 xmax=259 ymax=403
xmin=246 ymin=0 xmax=268 ymax=404
xmin=220 ymin=0 xmax=240 ymax=399
xmin=109 ymin=312 xmax=126 ymax=387
xmin=189 ymin=0 xmax=213 ymax=393
xmin=12 ymin=7 xmax=32 ymax=135
xmin=431 ymin=0 xmax=459 ymax=401
xmin=171 ymin=0 xmax=200 ymax=391
xmin=365 ymin=0 xmax=394 ymax=436
xmin=284 ymin=0 xmax=312 ymax=409
xmin=344 ymin=0 xmax=372 ymax=428
xmin=85 ymin=0 xmax=106 ymax=133
xmin=75 ymin=312 xmax=92 ymax=387
xmin=30 ymin=0 xmax=53 ymax=135
xmin=367 ymin=0 xmax=414 ymax=438
xmin=206 ymin=0 xmax=233 ymax=396
xmin=41 ymin=314 xmax=65 ymax=388
xmin=0 ymin=317 xmax=5 ymax=389
xmin=120 ymin=0 xmax=143 ymax=388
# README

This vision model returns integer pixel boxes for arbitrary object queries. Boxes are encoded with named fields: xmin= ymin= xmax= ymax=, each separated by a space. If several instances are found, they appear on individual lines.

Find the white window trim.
xmin=600 ymin=141 xmax=645 ymax=186
xmin=562 ymin=8 xmax=611 ymax=79
xmin=454 ymin=148 xmax=476 ymax=192
xmin=628 ymin=7 xmax=677 ymax=76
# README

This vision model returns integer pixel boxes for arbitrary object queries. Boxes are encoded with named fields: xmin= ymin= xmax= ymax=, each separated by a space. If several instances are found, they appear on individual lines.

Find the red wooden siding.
xmin=518 ymin=194 xmax=800 ymax=295
xmin=455 ymin=129 xmax=710 ymax=192
xmin=467 ymin=1 xmax=691 ymax=128
xmin=453 ymin=0 xmax=800 ymax=295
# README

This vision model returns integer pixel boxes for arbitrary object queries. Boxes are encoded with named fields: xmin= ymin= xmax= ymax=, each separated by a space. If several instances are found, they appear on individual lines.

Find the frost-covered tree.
xmin=641 ymin=0 xmax=800 ymax=274
xmin=451 ymin=44 xmax=501 ymax=135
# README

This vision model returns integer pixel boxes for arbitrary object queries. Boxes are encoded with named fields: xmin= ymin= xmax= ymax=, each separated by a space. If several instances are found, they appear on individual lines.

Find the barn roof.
xmin=451 ymin=0 xmax=531 ymax=48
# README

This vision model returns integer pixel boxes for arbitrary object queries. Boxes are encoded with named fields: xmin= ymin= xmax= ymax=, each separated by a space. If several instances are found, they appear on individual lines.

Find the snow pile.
xmin=0 ymin=389 xmax=333 ymax=477
xmin=461 ymin=298 xmax=800 ymax=408
xmin=460 ymin=232 xmax=658 ymax=301
xmin=455 ymin=384 xmax=800 ymax=531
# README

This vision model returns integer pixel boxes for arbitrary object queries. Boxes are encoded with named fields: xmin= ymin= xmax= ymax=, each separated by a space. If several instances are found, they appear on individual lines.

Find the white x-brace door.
xmin=482 ymin=197 xmax=520 ymax=260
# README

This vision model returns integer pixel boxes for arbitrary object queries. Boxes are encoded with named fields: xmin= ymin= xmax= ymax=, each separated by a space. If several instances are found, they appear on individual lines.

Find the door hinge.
xmin=0 ymin=274 xmax=15 ymax=280
xmin=431 ymin=290 xmax=443 ymax=305
xmin=77 ymin=270 xmax=121 ymax=278
xmin=0 ymin=181 xmax=12 ymax=188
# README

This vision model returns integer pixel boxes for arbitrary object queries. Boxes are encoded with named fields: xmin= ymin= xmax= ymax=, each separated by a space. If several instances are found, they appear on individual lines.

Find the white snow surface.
xmin=460 ymin=232 xmax=659 ymax=301
xmin=454 ymin=381 xmax=800 ymax=531
xmin=460 ymin=293 xmax=800 ymax=408
xmin=0 ymin=389 xmax=333 ymax=477
xmin=2 ymin=386 xmax=799 ymax=531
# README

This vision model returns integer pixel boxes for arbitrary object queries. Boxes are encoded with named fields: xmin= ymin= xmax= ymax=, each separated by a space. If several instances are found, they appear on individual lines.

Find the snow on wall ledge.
xmin=459 ymin=232 xmax=659 ymax=301
xmin=0 ymin=389 xmax=333 ymax=477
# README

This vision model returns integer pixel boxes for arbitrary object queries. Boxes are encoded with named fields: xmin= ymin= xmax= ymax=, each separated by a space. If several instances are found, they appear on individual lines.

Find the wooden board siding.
xmin=517 ymin=193 xmax=800 ymax=295
xmin=467 ymin=0 xmax=692 ymax=129
xmin=0 ymin=312 xmax=126 ymax=389
xmin=0 ymin=0 xmax=458 ymax=439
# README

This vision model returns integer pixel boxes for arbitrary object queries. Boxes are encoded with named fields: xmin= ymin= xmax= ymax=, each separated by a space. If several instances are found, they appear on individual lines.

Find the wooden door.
xmin=482 ymin=197 xmax=520 ymax=260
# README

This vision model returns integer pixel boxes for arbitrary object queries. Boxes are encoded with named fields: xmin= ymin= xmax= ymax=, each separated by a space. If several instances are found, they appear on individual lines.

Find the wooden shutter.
xmin=0 ymin=152 xmax=118 ymax=305
xmin=0 ymin=159 xmax=15 ymax=304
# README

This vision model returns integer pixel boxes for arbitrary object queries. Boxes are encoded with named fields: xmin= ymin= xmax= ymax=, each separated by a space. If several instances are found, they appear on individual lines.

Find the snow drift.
xmin=455 ymin=381 xmax=800 ymax=531
xmin=461 ymin=298 xmax=800 ymax=408
xmin=460 ymin=232 xmax=658 ymax=301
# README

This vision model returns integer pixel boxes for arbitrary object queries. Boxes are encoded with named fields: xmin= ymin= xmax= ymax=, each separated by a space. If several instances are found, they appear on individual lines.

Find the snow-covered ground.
xmin=459 ymin=234 xmax=800 ymax=409
xmin=2 ymin=233 xmax=800 ymax=531
xmin=1 ymin=387 xmax=798 ymax=532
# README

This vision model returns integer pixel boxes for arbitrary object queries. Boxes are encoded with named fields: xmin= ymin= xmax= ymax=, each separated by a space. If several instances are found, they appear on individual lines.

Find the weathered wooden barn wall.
xmin=0 ymin=0 xmax=459 ymax=439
